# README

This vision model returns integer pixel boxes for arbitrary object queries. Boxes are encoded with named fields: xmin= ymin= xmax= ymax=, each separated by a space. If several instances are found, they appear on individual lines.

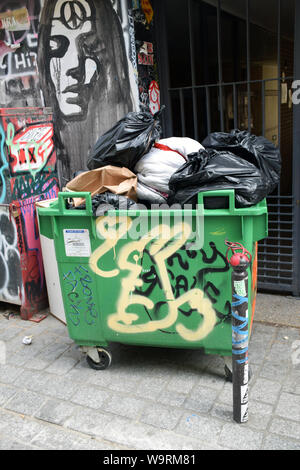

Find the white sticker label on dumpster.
xmin=63 ymin=229 xmax=91 ymax=257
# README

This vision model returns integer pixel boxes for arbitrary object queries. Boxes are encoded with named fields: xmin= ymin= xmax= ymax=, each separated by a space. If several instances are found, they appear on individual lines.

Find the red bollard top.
xmin=225 ymin=241 xmax=252 ymax=269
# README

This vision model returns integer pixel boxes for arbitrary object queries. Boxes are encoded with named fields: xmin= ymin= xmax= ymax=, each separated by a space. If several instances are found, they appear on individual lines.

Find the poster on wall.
xmin=0 ymin=7 xmax=30 ymax=31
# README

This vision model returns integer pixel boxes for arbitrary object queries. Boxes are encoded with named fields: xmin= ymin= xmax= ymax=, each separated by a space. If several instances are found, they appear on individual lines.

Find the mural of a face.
xmin=38 ymin=0 xmax=133 ymax=181
xmin=39 ymin=0 xmax=132 ymax=124
xmin=48 ymin=0 xmax=99 ymax=120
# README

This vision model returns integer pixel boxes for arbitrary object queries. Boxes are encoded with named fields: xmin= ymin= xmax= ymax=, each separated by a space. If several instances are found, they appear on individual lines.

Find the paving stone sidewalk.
xmin=0 ymin=294 xmax=299 ymax=451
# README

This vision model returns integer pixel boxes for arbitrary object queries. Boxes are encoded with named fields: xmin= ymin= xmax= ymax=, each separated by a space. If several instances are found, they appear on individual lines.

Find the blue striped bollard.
xmin=225 ymin=241 xmax=252 ymax=424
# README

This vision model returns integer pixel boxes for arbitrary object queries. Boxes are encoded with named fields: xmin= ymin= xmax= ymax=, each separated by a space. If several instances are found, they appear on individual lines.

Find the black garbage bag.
xmin=168 ymin=130 xmax=281 ymax=208
xmin=202 ymin=129 xmax=281 ymax=197
xmin=168 ymin=148 xmax=273 ymax=208
xmin=87 ymin=107 xmax=164 ymax=171
xmin=76 ymin=192 xmax=141 ymax=216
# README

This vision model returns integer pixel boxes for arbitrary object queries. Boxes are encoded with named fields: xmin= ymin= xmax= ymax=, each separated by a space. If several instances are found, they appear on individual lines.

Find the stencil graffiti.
xmin=89 ymin=216 xmax=231 ymax=341
xmin=0 ymin=208 xmax=22 ymax=302
xmin=149 ymin=79 xmax=160 ymax=115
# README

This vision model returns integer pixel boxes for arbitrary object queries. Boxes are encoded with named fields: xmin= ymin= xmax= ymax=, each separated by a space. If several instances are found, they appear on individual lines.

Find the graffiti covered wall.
xmin=0 ymin=1 xmax=43 ymax=108
xmin=0 ymin=108 xmax=58 ymax=316
xmin=0 ymin=206 xmax=22 ymax=303
xmin=0 ymin=108 xmax=58 ymax=202
xmin=0 ymin=0 xmax=162 ymax=319
xmin=0 ymin=191 xmax=56 ymax=316
xmin=0 ymin=0 xmax=160 ymax=184
xmin=132 ymin=0 xmax=160 ymax=114
xmin=38 ymin=0 xmax=135 ymax=183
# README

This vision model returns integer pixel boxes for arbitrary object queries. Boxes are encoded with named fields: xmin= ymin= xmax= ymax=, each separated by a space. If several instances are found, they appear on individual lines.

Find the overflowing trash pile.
xmin=65 ymin=108 xmax=281 ymax=213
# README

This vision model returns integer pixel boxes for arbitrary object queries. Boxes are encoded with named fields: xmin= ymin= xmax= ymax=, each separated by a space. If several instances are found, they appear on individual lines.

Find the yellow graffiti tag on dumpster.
xmin=89 ymin=216 xmax=216 ymax=342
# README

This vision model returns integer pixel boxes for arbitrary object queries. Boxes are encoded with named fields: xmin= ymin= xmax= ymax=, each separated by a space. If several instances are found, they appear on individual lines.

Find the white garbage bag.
xmin=136 ymin=181 xmax=167 ymax=204
xmin=135 ymin=137 xmax=204 ymax=200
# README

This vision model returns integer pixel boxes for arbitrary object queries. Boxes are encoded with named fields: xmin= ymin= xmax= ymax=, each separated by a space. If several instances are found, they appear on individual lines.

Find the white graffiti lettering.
xmin=0 ymin=209 xmax=22 ymax=302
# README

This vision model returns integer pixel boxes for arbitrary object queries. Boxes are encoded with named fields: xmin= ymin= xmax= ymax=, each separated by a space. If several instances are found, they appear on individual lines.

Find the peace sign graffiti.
xmin=60 ymin=0 xmax=90 ymax=30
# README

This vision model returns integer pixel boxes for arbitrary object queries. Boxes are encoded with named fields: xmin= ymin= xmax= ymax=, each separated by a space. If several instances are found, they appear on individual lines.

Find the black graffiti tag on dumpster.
xmin=134 ymin=241 xmax=231 ymax=329
xmin=63 ymin=265 xmax=98 ymax=327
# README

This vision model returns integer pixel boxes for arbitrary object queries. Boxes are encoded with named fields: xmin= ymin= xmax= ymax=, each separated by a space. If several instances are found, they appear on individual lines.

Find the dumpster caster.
xmin=224 ymin=364 xmax=233 ymax=382
xmin=223 ymin=359 xmax=253 ymax=383
xmin=86 ymin=348 xmax=112 ymax=370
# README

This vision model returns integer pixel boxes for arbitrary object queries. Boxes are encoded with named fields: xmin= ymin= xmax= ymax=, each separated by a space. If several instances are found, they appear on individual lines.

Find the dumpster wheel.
xmin=86 ymin=348 xmax=112 ymax=370
xmin=224 ymin=363 xmax=253 ymax=383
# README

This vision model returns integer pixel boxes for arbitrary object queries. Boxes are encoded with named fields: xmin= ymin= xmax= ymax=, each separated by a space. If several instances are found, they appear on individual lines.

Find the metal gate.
xmin=154 ymin=0 xmax=299 ymax=296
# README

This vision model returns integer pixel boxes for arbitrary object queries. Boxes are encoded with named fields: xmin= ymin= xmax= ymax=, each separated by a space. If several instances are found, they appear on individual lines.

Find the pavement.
xmin=0 ymin=293 xmax=299 ymax=451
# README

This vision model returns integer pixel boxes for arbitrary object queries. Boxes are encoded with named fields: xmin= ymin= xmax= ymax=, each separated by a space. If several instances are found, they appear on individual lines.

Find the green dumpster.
xmin=37 ymin=189 xmax=267 ymax=371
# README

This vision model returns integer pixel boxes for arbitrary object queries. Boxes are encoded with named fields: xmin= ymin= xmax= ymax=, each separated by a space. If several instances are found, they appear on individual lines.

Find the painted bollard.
xmin=226 ymin=241 xmax=252 ymax=424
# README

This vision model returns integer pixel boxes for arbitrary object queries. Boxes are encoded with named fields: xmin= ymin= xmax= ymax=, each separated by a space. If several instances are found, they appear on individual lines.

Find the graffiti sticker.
xmin=149 ymin=80 xmax=160 ymax=115
xmin=0 ymin=7 xmax=30 ymax=31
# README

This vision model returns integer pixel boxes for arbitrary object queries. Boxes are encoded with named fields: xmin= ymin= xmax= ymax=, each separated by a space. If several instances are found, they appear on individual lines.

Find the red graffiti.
xmin=138 ymin=42 xmax=154 ymax=66
xmin=7 ymin=123 xmax=54 ymax=174
xmin=149 ymin=80 xmax=160 ymax=115
xmin=0 ymin=106 xmax=58 ymax=320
